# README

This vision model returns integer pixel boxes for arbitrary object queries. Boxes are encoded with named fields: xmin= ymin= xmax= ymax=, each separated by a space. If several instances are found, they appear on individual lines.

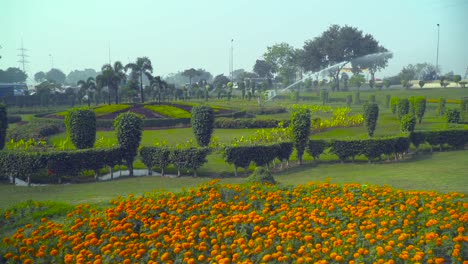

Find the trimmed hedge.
xmin=410 ymin=130 xmax=468 ymax=152
xmin=223 ymin=142 xmax=293 ymax=177
xmin=306 ymin=140 xmax=328 ymax=160
xmin=65 ymin=108 xmax=96 ymax=149
xmin=169 ymin=147 xmax=210 ymax=177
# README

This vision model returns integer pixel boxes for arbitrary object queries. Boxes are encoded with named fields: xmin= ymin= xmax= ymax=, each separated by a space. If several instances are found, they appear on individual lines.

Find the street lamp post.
xmin=436 ymin=24 xmax=440 ymax=73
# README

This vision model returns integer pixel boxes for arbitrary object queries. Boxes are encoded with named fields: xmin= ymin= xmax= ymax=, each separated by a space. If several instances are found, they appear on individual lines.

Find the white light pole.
xmin=436 ymin=23 xmax=440 ymax=73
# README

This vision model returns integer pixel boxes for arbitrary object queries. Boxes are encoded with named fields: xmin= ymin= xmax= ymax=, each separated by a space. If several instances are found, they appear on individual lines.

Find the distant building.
xmin=0 ymin=83 xmax=28 ymax=97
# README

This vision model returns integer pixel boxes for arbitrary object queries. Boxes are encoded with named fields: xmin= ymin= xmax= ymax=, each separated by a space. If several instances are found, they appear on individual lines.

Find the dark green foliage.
xmin=409 ymin=132 xmax=425 ymax=151
xmin=290 ymin=107 xmax=311 ymax=164
xmin=400 ymin=114 xmax=416 ymax=133
xmin=223 ymin=146 xmax=253 ymax=176
xmin=306 ymin=140 xmax=328 ymax=160
xmin=346 ymin=95 xmax=353 ymax=107
xmin=139 ymin=146 xmax=170 ymax=176
xmin=248 ymin=167 xmax=276 ymax=185
xmin=250 ymin=145 xmax=278 ymax=167
xmin=354 ymin=92 xmax=361 ymax=105
xmin=385 ymin=95 xmax=391 ymax=109
xmin=461 ymin=98 xmax=468 ymax=121
xmin=368 ymin=94 xmax=376 ymax=104
xmin=363 ymin=103 xmax=379 ymax=137
xmin=65 ymin=108 xmax=96 ymax=149
xmin=320 ymin=89 xmax=329 ymax=105
xmin=191 ymin=105 xmax=215 ymax=147
xmin=397 ymin=98 xmax=409 ymax=119
xmin=361 ymin=139 xmax=383 ymax=162
xmin=438 ymin=98 xmax=446 ymax=116
xmin=96 ymin=118 xmax=191 ymax=129
xmin=7 ymin=120 xmax=62 ymax=142
xmin=445 ymin=109 xmax=460 ymax=124
xmin=7 ymin=115 xmax=21 ymax=124
xmin=393 ymin=137 xmax=410 ymax=157
xmin=0 ymin=104 xmax=7 ymax=150
xmin=276 ymin=142 xmax=293 ymax=166
xmin=330 ymin=140 xmax=363 ymax=162
xmin=114 ymin=112 xmax=143 ymax=177
xmin=389 ymin=97 xmax=399 ymax=115
xmin=169 ymin=147 xmax=210 ymax=177
xmin=414 ymin=97 xmax=426 ymax=124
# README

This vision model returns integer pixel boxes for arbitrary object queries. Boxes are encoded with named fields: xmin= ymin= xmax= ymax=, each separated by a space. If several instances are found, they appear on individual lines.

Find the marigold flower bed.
xmin=2 ymin=181 xmax=467 ymax=263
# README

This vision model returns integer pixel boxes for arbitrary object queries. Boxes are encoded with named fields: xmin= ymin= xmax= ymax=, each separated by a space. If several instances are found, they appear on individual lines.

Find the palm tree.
xmin=96 ymin=62 xmax=126 ymax=105
xmin=77 ymin=77 xmax=96 ymax=107
xmin=125 ymin=57 xmax=153 ymax=103
xmin=145 ymin=73 xmax=167 ymax=103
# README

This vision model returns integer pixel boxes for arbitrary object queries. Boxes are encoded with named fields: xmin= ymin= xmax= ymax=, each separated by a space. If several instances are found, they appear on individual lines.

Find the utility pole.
xmin=230 ymin=39 xmax=234 ymax=81
xmin=17 ymin=39 xmax=29 ymax=72
xmin=436 ymin=24 xmax=440 ymax=74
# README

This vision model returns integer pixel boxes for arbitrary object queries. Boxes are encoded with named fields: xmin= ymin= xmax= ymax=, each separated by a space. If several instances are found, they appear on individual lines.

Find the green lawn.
xmin=0 ymin=151 xmax=466 ymax=211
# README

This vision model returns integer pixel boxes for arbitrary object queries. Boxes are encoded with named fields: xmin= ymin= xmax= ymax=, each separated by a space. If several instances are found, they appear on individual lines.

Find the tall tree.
xmin=66 ymin=69 xmax=98 ymax=86
xmin=253 ymin=60 xmax=274 ymax=79
xmin=145 ymin=73 xmax=167 ymax=103
xmin=301 ymin=25 xmax=383 ymax=91
xmin=351 ymin=46 xmax=392 ymax=83
xmin=34 ymin=71 xmax=46 ymax=83
xmin=212 ymin=74 xmax=230 ymax=89
xmin=77 ymin=77 xmax=97 ymax=107
xmin=125 ymin=57 xmax=153 ymax=103
xmin=263 ymin=43 xmax=298 ymax=85
xmin=46 ymin=68 xmax=66 ymax=84
xmin=96 ymin=62 xmax=126 ymax=105
xmin=0 ymin=67 xmax=27 ymax=83
xmin=182 ymin=68 xmax=201 ymax=87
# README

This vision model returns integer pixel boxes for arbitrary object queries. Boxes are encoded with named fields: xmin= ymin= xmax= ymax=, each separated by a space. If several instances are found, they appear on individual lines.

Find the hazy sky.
xmin=1 ymin=0 xmax=467 ymax=82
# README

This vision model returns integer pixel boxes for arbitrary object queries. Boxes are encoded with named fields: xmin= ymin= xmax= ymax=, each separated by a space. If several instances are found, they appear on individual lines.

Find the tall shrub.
xmin=414 ymin=97 xmax=426 ymax=124
xmin=400 ymin=114 xmax=416 ymax=133
xmin=389 ymin=97 xmax=399 ymax=114
xmin=354 ymin=91 xmax=361 ymax=105
xmin=397 ymin=98 xmax=409 ymax=119
xmin=65 ymin=108 xmax=96 ymax=149
xmin=290 ymin=107 xmax=311 ymax=164
xmin=320 ymin=89 xmax=328 ymax=105
xmin=438 ymin=98 xmax=446 ymax=116
xmin=363 ymin=103 xmax=379 ymax=137
xmin=114 ymin=112 xmax=143 ymax=177
xmin=0 ymin=104 xmax=7 ymax=150
xmin=191 ymin=105 xmax=214 ymax=147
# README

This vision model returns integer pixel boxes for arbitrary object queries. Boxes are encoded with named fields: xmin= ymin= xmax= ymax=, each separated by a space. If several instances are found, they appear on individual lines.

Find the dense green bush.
xmin=114 ymin=112 xmax=143 ymax=177
xmin=389 ymin=97 xmax=399 ymax=115
xmin=7 ymin=115 xmax=21 ymax=124
xmin=306 ymin=140 xmax=328 ymax=160
xmin=414 ymin=97 xmax=427 ymax=124
xmin=290 ymin=107 xmax=311 ymax=164
xmin=461 ymin=98 xmax=468 ymax=121
xmin=223 ymin=146 xmax=253 ymax=176
xmin=276 ymin=142 xmax=293 ymax=167
xmin=363 ymin=103 xmax=379 ymax=137
xmin=169 ymin=147 xmax=210 ymax=177
xmin=65 ymin=108 xmax=96 ymax=149
xmin=6 ymin=120 xmax=62 ymax=142
xmin=248 ymin=167 xmax=276 ymax=185
xmin=422 ymin=130 xmax=468 ymax=152
xmin=330 ymin=140 xmax=363 ymax=163
xmin=0 ymin=104 xmax=7 ymax=150
xmin=139 ymin=146 xmax=171 ymax=176
xmin=191 ymin=105 xmax=215 ymax=147
xmin=400 ymin=114 xmax=416 ymax=133
xmin=397 ymin=98 xmax=409 ymax=119
xmin=445 ymin=109 xmax=460 ymax=124
xmin=409 ymin=132 xmax=426 ymax=151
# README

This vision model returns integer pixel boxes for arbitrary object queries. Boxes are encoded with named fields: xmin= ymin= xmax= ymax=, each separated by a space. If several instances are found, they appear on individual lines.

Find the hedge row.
xmin=139 ymin=146 xmax=210 ymax=177
xmin=223 ymin=142 xmax=293 ymax=176
xmin=94 ymin=118 xmax=192 ymax=129
xmin=410 ymin=130 xmax=468 ymax=152
xmin=0 ymin=147 xmax=123 ymax=185
xmin=214 ymin=118 xmax=289 ymax=129
xmin=306 ymin=137 xmax=411 ymax=163
xmin=6 ymin=120 xmax=63 ymax=141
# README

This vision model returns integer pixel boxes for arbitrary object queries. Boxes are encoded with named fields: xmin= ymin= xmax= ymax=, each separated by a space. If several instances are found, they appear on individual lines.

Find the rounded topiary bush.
xmin=445 ymin=109 xmax=460 ymax=124
xmin=65 ymin=108 xmax=96 ymax=149
xmin=114 ymin=112 xmax=143 ymax=177
xmin=191 ymin=105 xmax=214 ymax=147
xmin=248 ymin=167 xmax=276 ymax=185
